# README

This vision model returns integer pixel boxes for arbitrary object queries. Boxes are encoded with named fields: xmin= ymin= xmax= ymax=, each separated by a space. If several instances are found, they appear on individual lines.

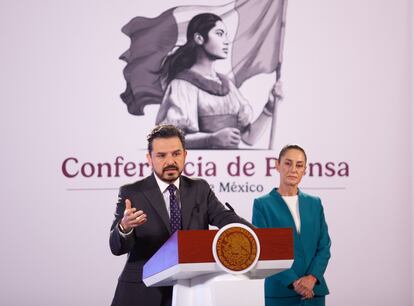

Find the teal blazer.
xmin=252 ymin=189 xmax=331 ymax=298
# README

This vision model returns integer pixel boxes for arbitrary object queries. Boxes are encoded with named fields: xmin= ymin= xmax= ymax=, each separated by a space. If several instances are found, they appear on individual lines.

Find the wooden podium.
xmin=143 ymin=225 xmax=294 ymax=306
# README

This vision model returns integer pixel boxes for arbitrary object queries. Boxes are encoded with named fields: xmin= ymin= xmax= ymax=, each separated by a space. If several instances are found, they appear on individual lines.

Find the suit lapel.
xmin=179 ymin=177 xmax=198 ymax=230
xmin=141 ymin=174 xmax=171 ymax=234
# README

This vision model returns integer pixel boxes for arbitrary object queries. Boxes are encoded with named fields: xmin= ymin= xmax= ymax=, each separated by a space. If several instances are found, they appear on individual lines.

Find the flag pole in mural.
xmin=269 ymin=0 xmax=288 ymax=150
xmin=120 ymin=0 xmax=288 ymax=148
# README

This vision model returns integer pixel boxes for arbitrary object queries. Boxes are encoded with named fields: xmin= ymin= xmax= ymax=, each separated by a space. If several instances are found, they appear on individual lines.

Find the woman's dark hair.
xmin=160 ymin=13 xmax=222 ymax=85
xmin=278 ymin=144 xmax=307 ymax=163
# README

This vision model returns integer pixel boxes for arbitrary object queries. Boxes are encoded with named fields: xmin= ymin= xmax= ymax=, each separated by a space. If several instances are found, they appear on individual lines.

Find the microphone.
xmin=186 ymin=203 xmax=200 ymax=229
xmin=225 ymin=202 xmax=235 ymax=212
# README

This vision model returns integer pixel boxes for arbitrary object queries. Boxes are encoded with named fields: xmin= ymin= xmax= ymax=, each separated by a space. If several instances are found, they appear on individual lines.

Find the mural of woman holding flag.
xmin=120 ymin=0 xmax=287 ymax=149
xmin=155 ymin=13 xmax=282 ymax=149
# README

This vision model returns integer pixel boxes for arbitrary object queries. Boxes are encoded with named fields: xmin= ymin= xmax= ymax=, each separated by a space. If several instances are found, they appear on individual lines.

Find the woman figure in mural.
xmin=155 ymin=13 xmax=282 ymax=149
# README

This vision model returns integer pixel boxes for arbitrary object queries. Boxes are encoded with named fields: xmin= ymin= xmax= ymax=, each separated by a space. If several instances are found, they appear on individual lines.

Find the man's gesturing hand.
xmin=120 ymin=199 xmax=147 ymax=232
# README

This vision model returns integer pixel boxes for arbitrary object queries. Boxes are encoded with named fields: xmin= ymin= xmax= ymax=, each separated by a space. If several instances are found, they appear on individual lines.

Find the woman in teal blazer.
xmin=252 ymin=145 xmax=331 ymax=306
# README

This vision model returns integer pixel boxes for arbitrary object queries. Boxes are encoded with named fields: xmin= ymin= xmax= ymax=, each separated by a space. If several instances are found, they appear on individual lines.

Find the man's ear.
xmin=146 ymin=152 xmax=152 ymax=167
xmin=194 ymin=33 xmax=204 ymax=45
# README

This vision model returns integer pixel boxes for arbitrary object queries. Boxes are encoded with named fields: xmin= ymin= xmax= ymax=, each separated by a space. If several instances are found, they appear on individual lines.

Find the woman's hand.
xmin=263 ymin=80 xmax=284 ymax=115
xmin=293 ymin=275 xmax=317 ymax=300
xmin=237 ymin=105 xmax=252 ymax=127
xmin=211 ymin=128 xmax=241 ymax=148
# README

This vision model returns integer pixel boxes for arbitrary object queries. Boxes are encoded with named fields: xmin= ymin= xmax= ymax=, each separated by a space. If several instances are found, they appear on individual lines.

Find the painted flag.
xmin=120 ymin=0 xmax=287 ymax=115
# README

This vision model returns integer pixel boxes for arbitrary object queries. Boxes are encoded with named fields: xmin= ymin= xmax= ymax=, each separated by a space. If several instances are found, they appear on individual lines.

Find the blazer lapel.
xmin=271 ymin=189 xmax=299 ymax=236
xmin=297 ymin=189 xmax=311 ymax=240
xmin=141 ymin=174 xmax=171 ymax=234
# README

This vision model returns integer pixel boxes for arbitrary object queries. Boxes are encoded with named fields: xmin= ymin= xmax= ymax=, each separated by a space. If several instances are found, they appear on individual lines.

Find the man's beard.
xmin=156 ymin=165 xmax=181 ymax=182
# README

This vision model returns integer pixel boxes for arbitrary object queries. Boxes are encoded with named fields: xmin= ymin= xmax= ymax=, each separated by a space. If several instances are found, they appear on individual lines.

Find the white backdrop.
xmin=411 ymin=0 xmax=414 ymax=303
xmin=0 ymin=0 xmax=412 ymax=305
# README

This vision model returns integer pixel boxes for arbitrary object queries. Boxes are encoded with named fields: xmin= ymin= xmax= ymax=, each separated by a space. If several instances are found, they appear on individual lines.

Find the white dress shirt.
xmin=153 ymin=174 xmax=181 ymax=218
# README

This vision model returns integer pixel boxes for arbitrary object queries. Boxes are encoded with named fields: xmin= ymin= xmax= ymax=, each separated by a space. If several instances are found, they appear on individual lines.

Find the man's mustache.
xmin=163 ymin=165 xmax=178 ymax=171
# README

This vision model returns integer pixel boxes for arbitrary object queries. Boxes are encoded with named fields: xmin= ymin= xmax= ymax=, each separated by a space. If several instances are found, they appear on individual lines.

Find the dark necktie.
xmin=167 ymin=184 xmax=181 ymax=233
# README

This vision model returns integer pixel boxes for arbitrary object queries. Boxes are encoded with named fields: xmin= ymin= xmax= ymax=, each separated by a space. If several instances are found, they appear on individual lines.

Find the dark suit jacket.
xmin=110 ymin=174 xmax=251 ymax=306
xmin=252 ymin=189 xmax=331 ymax=299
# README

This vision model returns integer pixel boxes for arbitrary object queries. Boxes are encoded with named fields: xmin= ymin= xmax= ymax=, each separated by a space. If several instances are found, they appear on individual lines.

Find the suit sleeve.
xmin=203 ymin=181 xmax=253 ymax=228
xmin=306 ymin=201 xmax=331 ymax=282
xmin=109 ymin=186 xmax=136 ymax=256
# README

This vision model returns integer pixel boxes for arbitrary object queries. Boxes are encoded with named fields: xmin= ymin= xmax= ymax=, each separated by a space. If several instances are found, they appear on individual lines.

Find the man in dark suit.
xmin=110 ymin=124 xmax=251 ymax=306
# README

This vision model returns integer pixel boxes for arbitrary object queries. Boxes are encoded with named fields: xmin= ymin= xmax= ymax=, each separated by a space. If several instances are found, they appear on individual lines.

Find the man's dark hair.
xmin=147 ymin=124 xmax=186 ymax=153
xmin=278 ymin=144 xmax=307 ymax=163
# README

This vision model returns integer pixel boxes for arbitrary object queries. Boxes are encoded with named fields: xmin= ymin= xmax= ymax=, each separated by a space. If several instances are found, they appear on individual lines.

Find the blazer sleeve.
xmin=306 ymin=201 xmax=331 ymax=282
xmin=109 ymin=186 xmax=136 ymax=256
xmin=252 ymin=199 xmax=268 ymax=228
xmin=252 ymin=198 xmax=299 ymax=287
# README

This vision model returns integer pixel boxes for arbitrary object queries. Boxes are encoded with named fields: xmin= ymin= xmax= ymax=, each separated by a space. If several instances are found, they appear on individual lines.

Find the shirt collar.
xmin=153 ymin=173 xmax=180 ymax=193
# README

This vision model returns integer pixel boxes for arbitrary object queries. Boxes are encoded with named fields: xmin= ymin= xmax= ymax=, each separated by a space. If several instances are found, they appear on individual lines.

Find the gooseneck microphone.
xmin=225 ymin=202 xmax=235 ymax=212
